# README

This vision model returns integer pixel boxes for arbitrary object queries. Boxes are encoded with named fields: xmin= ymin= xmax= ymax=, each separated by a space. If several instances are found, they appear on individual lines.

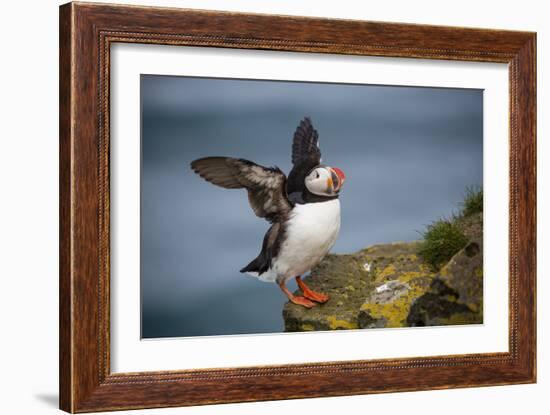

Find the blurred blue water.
xmin=140 ymin=75 xmax=483 ymax=338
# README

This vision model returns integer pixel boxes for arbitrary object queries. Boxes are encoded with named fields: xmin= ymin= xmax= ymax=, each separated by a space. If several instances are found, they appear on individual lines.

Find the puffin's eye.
xmin=315 ymin=171 xmax=320 ymax=179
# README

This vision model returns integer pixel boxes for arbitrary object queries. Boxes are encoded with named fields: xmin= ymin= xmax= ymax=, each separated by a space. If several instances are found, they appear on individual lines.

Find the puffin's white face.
xmin=305 ymin=166 xmax=346 ymax=197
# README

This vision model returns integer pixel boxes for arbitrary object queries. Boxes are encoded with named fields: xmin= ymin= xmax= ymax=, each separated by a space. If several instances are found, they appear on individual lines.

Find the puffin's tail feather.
xmin=240 ymin=223 xmax=279 ymax=276
xmin=241 ymin=258 xmax=277 ymax=283
xmin=240 ymin=256 xmax=268 ymax=275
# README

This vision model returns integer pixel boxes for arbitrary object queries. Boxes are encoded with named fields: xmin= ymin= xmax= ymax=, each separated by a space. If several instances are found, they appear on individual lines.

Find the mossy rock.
xmin=455 ymin=212 xmax=483 ymax=241
xmin=359 ymin=273 xmax=434 ymax=328
xmin=283 ymin=241 xmax=435 ymax=331
xmin=356 ymin=245 xmax=436 ymax=328
xmin=407 ymin=214 xmax=483 ymax=326
xmin=282 ymin=252 xmax=373 ymax=331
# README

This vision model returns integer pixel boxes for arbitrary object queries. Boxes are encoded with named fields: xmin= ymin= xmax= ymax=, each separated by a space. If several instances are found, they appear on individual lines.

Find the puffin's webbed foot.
xmin=289 ymin=295 xmax=316 ymax=308
xmin=278 ymin=281 xmax=317 ymax=308
xmin=296 ymin=276 xmax=329 ymax=303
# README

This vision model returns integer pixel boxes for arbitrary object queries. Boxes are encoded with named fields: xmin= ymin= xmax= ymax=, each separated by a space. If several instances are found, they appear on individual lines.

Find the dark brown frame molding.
xmin=59 ymin=2 xmax=536 ymax=412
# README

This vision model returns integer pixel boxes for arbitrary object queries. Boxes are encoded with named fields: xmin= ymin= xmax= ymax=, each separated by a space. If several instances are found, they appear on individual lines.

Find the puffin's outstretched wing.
xmin=191 ymin=157 xmax=291 ymax=223
xmin=286 ymin=117 xmax=322 ymax=196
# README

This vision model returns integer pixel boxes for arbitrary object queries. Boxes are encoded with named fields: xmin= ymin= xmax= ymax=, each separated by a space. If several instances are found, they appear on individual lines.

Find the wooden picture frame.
xmin=59 ymin=2 xmax=536 ymax=412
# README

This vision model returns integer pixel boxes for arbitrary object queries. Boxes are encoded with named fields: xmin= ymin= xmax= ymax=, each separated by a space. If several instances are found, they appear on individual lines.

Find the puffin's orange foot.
xmin=296 ymin=276 xmax=329 ymax=303
xmin=303 ymin=290 xmax=329 ymax=304
xmin=289 ymin=296 xmax=316 ymax=308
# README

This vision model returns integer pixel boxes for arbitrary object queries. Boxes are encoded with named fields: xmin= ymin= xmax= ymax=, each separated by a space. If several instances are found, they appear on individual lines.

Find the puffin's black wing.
xmin=286 ymin=117 xmax=322 ymax=196
xmin=191 ymin=157 xmax=291 ymax=223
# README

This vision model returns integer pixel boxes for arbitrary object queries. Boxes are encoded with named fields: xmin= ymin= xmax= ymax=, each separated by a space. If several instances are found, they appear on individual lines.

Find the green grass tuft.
xmin=417 ymin=186 xmax=482 ymax=270
xmin=461 ymin=186 xmax=483 ymax=217
xmin=418 ymin=220 xmax=468 ymax=271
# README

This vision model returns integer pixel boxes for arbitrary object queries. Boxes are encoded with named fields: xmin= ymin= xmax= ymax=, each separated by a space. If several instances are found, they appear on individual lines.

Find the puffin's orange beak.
xmin=329 ymin=167 xmax=346 ymax=192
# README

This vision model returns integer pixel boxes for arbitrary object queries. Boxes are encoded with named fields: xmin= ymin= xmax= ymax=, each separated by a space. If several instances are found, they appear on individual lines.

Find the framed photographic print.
xmin=59 ymin=2 xmax=536 ymax=412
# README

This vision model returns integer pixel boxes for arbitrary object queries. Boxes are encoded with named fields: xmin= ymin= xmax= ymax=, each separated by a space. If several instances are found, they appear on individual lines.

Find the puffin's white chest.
xmin=273 ymin=199 xmax=341 ymax=282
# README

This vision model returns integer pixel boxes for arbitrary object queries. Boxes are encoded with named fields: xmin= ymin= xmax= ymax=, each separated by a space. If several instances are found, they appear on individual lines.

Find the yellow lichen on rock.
xmin=360 ymin=277 xmax=431 ymax=327
xmin=397 ymin=271 xmax=431 ymax=283
xmin=376 ymin=264 xmax=397 ymax=282
xmin=327 ymin=316 xmax=358 ymax=330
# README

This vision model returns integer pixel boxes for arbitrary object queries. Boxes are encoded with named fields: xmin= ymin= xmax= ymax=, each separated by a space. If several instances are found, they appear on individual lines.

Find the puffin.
xmin=190 ymin=117 xmax=346 ymax=308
